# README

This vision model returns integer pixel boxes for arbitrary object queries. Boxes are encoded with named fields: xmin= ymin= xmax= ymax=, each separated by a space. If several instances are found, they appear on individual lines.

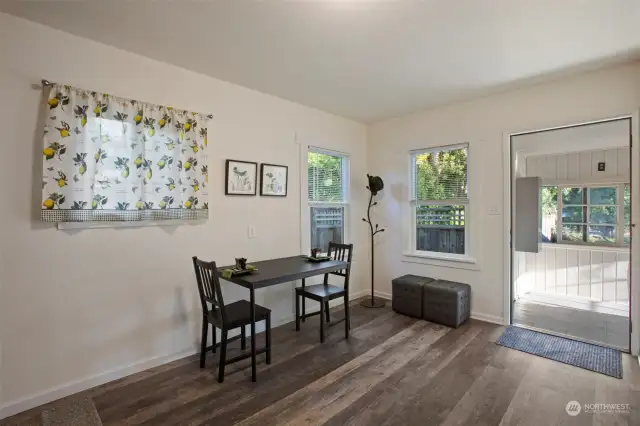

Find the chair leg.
xmin=319 ymin=301 xmax=325 ymax=343
xmin=200 ymin=320 xmax=208 ymax=368
xmin=344 ymin=294 xmax=350 ymax=339
xmin=266 ymin=315 xmax=272 ymax=364
xmin=212 ymin=327 xmax=216 ymax=354
xmin=218 ymin=329 xmax=228 ymax=383
xmin=241 ymin=326 xmax=246 ymax=350
xmin=324 ymin=301 xmax=330 ymax=323
xmin=295 ymin=292 xmax=301 ymax=331
xmin=301 ymin=278 xmax=306 ymax=322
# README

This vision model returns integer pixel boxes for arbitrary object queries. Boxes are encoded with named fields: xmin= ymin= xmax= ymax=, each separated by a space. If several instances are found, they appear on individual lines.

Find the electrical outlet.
xmin=248 ymin=225 xmax=256 ymax=239
xmin=488 ymin=206 xmax=500 ymax=215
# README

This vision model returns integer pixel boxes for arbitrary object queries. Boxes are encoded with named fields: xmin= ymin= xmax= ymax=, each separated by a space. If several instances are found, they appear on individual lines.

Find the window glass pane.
xmin=308 ymin=150 xmax=345 ymax=202
xmin=588 ymin=225 xmax=616 ymax=244
xmin=416 ymin=205 xmax=465 ymax=254
xmin=624 ymin=225 xmax=631 ymax=245
xmin=310 ymin=207 xmax=343 ymax=251
xmin=589 ymin=187 xmax=616 ymax=205
xmin=540 ymin=186 xmax=558 ymax=243
xmin=624 ymin=184 xmax=630 ymax=224
xmin=562 ymin=187 xmax=584 ymax=205
xmin=589 ymin=206 xmax=617 ymax=224
xmin=561 ymin=224 xmax=586 ymax=242
xmin=414 ymin=147 xmax=467 ymax=202
xmin=562 ymin=206 xmax=585 ymax=224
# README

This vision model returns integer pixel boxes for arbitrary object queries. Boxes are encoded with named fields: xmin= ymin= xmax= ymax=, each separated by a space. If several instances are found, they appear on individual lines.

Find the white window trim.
xmin=545 ymin=183 xmax=629 ymax=248
xmin=405 ymin=143 xmax=474 ymax=264
xmin=306 ymin=146 xmax=350 ymax=254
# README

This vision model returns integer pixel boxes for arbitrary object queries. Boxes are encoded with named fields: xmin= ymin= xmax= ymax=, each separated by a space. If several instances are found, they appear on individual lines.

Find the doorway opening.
xmin=510 ymin=118 xmax=631 ymax=351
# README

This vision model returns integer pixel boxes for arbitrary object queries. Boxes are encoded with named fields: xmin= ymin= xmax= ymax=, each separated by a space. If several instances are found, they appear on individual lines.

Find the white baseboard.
xmin=0 ymin=291 xmax=372 ymax=420
xmin=0 ymin=289 xmax=393 ymax=420
xmin=0 ymin=347 xmax=199 ymax=420
xmin=471 ymin=312 xmax=505 ymax=325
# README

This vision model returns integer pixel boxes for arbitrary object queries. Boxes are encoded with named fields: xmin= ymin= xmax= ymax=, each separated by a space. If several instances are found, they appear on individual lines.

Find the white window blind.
xmin=411 ymin=144 xmax=468 ymax=204
xmin=308 ymin=149 xmax=347 ymax=203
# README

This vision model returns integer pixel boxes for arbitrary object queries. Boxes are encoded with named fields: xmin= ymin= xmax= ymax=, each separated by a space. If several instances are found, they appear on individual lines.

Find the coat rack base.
xmin=360 ymin=296 xmax=386 ymax=308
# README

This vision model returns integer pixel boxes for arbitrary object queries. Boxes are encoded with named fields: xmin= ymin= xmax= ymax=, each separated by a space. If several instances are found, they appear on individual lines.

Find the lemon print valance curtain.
xmin=41 ymin=84 xmax=211 ymax=223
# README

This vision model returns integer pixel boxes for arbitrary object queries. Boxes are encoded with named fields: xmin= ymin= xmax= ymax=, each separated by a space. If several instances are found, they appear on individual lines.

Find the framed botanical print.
xmin=260 ymin=163 xmax=288 ymax=197
xmin=225 ymin=160 xmax=257 ymax=195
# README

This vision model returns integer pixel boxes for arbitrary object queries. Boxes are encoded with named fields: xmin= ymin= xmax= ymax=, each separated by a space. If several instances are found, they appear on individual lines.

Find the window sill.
xmin=401 ymin=251 xmax=479 ymax=270
xmin=540 ymin=242 xmax=630 ymax=252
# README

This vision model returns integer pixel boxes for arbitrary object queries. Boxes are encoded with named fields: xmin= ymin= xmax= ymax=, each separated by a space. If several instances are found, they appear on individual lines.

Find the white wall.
xmin=0 ymin=13 xmax=368 ymax=417
xmin=368 ymin=61 xmax=640 ymax=325
xmin=526 ymin=147 xmax=629 ymax=185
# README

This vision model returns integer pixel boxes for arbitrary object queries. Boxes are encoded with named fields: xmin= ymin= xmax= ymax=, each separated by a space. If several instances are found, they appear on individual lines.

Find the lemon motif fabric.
xmin=41 ymin=84 xmax=211 ymax=222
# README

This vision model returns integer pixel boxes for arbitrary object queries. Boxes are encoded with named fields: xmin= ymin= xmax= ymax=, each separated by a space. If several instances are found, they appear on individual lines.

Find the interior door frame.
xmin=502 ymin=112 xmax=639 ymax=355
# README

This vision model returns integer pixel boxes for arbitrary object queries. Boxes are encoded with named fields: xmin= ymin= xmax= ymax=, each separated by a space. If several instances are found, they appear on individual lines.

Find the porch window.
xmin=541 ymin=184 xmax=630 ymax=247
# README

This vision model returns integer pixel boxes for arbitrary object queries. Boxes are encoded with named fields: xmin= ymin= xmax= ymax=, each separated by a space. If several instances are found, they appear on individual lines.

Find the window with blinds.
xmin=410 ymin=144 xmax=469 ymax=255
xmin=308 ymin=149 xmax=347 ymax=203
xmin=308 ymin=148 xmax=348 ymax=250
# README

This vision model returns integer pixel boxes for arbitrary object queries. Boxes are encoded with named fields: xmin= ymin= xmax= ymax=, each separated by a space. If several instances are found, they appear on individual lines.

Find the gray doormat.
xmin=497 ymin=326 xmax=622 ymax=379
xmin=41 ymin=396 xmax=102 ymax=426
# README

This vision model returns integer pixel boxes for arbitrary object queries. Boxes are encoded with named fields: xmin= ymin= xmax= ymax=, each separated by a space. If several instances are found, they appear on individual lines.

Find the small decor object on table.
xmin=361 ymin=174 xmax=386 ymax=308
xmin=304 ymin=248 xmax=331 ymax=262
xmin=235 ymin=257 xmax=247 ymax=269
xmin=222 ymin=258 xmax=257 ymax=278
xmin=260 ymin=163 xmax=288 ymax=196
xmin=225 ymin=160 xmax=257 ymax=195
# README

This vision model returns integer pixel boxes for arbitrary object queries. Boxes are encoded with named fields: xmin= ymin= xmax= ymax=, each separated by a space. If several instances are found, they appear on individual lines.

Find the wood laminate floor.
xmin=3 ymin=299 xmax=639 ymax=426
xmin=513 ymin=298 xmax=630 ymax=350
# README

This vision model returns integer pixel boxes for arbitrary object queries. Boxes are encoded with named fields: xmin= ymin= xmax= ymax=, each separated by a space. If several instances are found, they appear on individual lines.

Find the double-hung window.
xmin=410 ymin=144 xmax=469 ymax=256
xmin=540 ymin=184 xmax=630 ymax=246
xmin=308 ymin=148 xmax=348 ymax=251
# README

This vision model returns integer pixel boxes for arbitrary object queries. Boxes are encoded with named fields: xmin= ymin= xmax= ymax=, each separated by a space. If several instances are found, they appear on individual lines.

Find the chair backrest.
xmin=327 ymin=242 xmax=354 ymax=288
xmin=192 ymin=257 xmax=226 ymax=324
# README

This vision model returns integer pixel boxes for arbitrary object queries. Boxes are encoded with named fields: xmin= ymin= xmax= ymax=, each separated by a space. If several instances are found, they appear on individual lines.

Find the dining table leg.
xmin=250 ymin=287 xmax=257 ymax=382
xmin=301 ymin=278 xmax=306 ymax=322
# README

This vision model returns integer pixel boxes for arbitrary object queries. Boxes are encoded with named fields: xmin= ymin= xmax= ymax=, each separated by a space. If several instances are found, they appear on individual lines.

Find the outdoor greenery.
xmin=308 ymin=151 xmax=344 ymax=202
xmin=414 ymin=149 xmax=467 ymax=200
xmin=414 ymin=148 xmax=467 ymax=227
xmin=540 ymin=185 xmax=630 ymax=245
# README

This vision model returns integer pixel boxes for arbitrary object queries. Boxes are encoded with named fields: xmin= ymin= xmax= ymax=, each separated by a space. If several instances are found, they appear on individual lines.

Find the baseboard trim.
xmin=471 ymin=312 xmax=505 ymax=325
xmin=0 ymin=292 xmax=374 ymax=420
xmin=0 ymin=347 xmax=197 ymax=420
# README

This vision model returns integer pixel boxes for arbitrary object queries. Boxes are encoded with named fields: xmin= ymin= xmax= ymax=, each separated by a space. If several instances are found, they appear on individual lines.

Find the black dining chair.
xmin=295 ymin=242 xmax=353 ymax=343
xmin=192 ymin=257 xmax=271 ymax=383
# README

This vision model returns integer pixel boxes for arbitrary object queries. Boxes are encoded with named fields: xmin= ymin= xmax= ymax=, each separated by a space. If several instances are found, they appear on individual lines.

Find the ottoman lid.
xmin=425 ymin=280 xmax=470 ymax=293
xmin=393 ymin=275 xmax=435 ymax=285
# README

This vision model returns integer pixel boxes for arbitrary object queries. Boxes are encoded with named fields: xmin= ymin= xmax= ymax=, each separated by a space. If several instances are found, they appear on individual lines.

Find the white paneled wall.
xmin=514 ymin=245 xmax=629 ymax=304
xmin=526 ymin=147 xmax=629 ymax=184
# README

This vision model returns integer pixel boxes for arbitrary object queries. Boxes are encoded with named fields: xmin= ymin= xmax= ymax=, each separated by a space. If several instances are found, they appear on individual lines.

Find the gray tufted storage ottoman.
xmin=422 ymin=280 xmax=471 ymax=328
xmin=392 ymin=275 xmax=434 ymax=318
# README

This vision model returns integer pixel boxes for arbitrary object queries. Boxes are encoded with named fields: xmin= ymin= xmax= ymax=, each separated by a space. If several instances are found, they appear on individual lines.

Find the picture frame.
xmin=225 ymin=160 xmax=258 ymax=196
xmin=260 ymin=163 xmax=288 ymax=197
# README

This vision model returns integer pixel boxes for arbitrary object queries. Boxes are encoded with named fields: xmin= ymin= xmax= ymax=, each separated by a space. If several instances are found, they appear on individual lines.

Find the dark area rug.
xmin=497 ymin=326 xmax=622 ymax=378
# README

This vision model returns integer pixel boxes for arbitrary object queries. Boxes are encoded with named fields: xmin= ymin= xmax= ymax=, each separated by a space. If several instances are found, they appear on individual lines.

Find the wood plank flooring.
xmin=3 ymin=299 xmax=639 ymax=426
xmin=513 ymin=298 xmax=629 ymax=350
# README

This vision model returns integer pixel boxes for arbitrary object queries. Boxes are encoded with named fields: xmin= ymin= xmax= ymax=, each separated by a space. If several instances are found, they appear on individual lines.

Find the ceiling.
xmin=2 ymin=0 xmax=639 ymax=122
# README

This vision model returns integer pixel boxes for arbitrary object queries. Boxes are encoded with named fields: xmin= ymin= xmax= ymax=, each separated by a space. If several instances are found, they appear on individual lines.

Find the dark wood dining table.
xmin=217 ymin=255 xmax=348 ymax=381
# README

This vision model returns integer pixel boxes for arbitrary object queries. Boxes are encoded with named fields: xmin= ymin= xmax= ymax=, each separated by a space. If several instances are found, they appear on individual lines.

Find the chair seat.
xmin=209 ymin=300 xmax=271 ymax=329
xmin=296 ymin=284 xmax=345 ymax=300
